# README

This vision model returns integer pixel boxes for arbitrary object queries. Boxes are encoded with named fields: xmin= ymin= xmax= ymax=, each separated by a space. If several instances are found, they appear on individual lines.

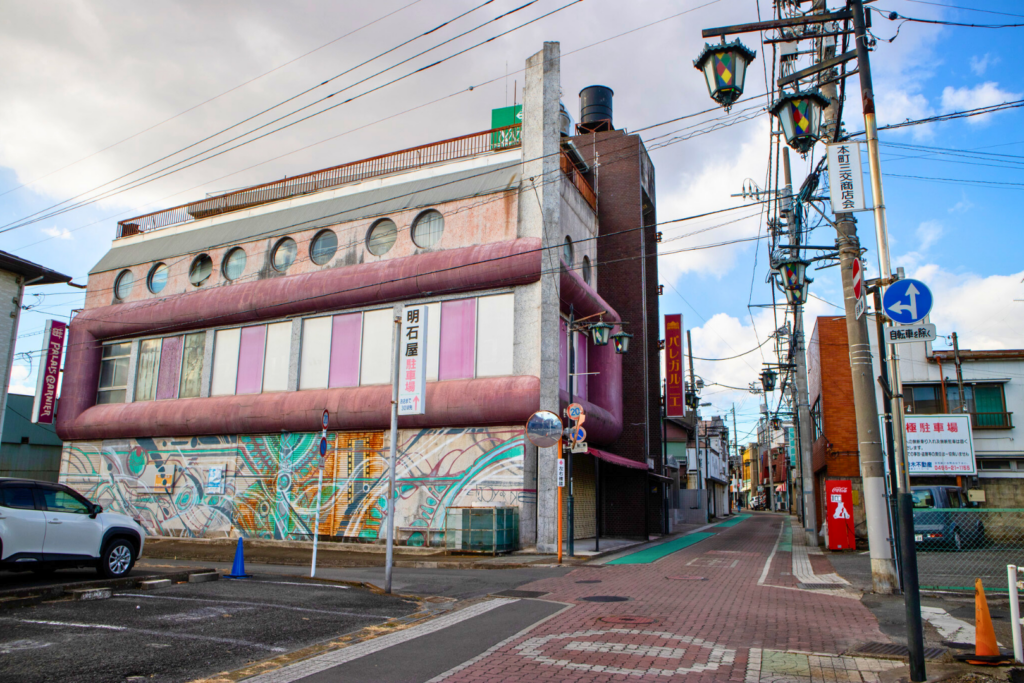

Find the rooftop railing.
xmin=116 ymin=124 xmax=523 ymax=239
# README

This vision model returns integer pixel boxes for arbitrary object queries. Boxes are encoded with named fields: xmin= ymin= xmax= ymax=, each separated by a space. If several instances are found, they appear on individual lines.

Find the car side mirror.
xmin=90 ymin=504 xmax=102 ymax=518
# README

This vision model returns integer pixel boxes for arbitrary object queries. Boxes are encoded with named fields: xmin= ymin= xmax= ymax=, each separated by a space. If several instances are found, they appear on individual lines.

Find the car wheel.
xmin=98 ymin=539 xmax=135 ymax=578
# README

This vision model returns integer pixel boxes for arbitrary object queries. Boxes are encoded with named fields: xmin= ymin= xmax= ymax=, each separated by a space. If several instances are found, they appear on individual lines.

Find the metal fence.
xmin=674 ymin=489 xmax=708 ymax=525
xmin=913 ymin=508 xmax=1024 ymax=591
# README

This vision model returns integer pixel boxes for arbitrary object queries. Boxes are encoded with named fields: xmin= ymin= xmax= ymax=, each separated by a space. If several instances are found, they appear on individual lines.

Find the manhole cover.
xmin=849 ymin=642 xmax=947 ymax=661
xmin=576 ymin=580 xmax=602 ymax=584
xmin=580 ymin=595 xmax=630 ymax=602
xmin=598 ymin=615 xmax=655 ymax=625
xmin=493 ymin=590 xmax=549 ymax=598
xmin=666 ymin=575 xmax=707 ymax=581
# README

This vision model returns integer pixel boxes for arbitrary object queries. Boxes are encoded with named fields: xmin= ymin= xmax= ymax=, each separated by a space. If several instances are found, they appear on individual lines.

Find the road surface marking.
xmin=920 ymin=606 xmax=980 ymax=644
xmin=244 ymin=598 xmax=517 ymax=683
xmin=758 ymin=521 xmax=786 ymax=586
xmin=5 ymin=618 xmax=285 ymax=651
xmin=513 ymin=629 xmax=735 ymax=676
xmin=116 ymin=593 xmax=391 ymax=619
xmin=255 ymin=581 xmax=349 ymax=589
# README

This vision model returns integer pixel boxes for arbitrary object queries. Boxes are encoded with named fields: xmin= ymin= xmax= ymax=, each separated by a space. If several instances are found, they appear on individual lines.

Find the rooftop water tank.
xmin=579 ymin=85 xmax=614 ymax=133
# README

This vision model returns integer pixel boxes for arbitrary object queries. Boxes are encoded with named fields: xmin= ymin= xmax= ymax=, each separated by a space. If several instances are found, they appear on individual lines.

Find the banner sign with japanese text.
xmin=665 ymin=314 xmax=684 ymax=417
xmin=827 ymin=143 xmax=870 ymax=213
xmin=398 ymin=305 xmax=428 ymax=415
xmin=31 ymin=320 xmax=66 ymax=424
xmin=905 ymin=414 xmax=975 ymax=475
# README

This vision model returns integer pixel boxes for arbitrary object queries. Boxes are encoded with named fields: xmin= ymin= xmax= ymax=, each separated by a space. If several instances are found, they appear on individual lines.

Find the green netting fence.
xmin=913 ymin=508 xmax=1024 ymax=591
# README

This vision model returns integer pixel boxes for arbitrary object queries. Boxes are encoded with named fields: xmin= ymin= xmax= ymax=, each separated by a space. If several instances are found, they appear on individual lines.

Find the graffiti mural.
xmin=60 ymin=427 xmax=528 ymax=545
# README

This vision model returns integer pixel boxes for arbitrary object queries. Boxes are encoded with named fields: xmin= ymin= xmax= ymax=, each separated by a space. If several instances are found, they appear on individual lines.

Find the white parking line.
xmin=5 ymin=618 xmax=285 ymax=651
xmin=116 ymin=593 xmax=393 ymax=620
xmin=255 ymin=580 xmax=349 ymax=589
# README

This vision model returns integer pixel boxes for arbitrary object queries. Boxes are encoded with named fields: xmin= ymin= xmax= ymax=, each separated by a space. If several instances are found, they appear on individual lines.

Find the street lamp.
xmin=772 ymin=255 xmax=812 ymax=306
xmin=694 ymin=39 xmax=757 ymax=111
xmin=760 ymin=368 xmax=777 ymax=393
xmin=589 ymin=321 xmax=613 ymax=346
xmin=769 ymin=90 xmax=830 ymax=155
xmin=610 ymin=331 xmax=632 ymax=355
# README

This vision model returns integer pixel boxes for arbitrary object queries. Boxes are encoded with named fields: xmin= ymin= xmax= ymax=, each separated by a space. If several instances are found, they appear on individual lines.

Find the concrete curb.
xmin=0 ymin=568 xmax=219 ymax=610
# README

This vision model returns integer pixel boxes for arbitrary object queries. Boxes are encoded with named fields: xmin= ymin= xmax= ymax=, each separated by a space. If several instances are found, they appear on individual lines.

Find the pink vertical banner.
xmin=32 ymin=320 xmax=67 ymax=424
xmin=559 ymin=319 xmax=568 ymax=392
xmin=329 ymin=313 xmax=362 ymax=388
xmin=155 ymin=336 xmax=183 ymax=400
xmin=439 ymin=299 xmax=476 ymax=381
xmin=576 ymin=332 xmax=588 ymax=401
xmin=235 ymin=325 xmax=267 ymax=395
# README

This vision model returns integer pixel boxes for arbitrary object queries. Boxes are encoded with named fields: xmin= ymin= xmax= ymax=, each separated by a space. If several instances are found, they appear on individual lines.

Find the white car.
xmin=0 ymin=478 xmax=146 ymax=578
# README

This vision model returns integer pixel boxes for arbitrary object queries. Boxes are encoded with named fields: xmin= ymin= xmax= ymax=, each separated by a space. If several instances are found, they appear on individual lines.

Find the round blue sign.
xmin=319 ymin=436 xmax=328 ymax=457
xmin=322 ymin=409 xmax=329 ymax=430
xmin=882 ymin=278 xmax=933 ymax=325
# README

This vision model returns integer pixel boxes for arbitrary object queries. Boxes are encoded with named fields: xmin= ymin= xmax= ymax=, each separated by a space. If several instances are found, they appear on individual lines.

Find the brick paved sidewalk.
xmin=433 ymin=514 xmax=897 ymax=682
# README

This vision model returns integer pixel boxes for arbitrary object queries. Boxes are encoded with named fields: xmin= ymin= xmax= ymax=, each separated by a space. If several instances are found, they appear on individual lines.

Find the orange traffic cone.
xmin=965 ymin=578 xmax=1011 ymax=665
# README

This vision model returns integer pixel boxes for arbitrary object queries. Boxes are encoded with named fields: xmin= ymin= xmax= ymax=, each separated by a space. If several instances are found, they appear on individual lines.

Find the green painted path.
xmin=605 ymin=532 xmax=715 ymax=565
xmin=715 ymin=513 xmax=752 ymax=528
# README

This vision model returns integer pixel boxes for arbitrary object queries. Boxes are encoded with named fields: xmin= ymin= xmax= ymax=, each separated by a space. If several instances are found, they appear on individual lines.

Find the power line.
xmin=901 ymin=0 xmax=1024 ymax=19
xmin=874 ymin=6 xmax=1024 ymax=28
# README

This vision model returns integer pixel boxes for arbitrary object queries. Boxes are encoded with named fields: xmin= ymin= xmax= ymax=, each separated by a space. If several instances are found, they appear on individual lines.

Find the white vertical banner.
xmin=398 ymin=305 xmax=428 ymax=415
xmin=826 ymin=142 xmax=870 ymax=213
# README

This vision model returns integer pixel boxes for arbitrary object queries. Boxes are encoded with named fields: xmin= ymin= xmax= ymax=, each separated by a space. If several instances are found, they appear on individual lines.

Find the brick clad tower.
xmin=570 ymin=128 xmax=662 ymax=538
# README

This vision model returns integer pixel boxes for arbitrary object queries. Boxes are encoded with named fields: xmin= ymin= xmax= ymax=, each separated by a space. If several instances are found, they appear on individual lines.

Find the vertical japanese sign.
xmin=904 ymin=414 xmax=975 ymax=475
xmin=826 ymin=142 xmax=869 ymax=214
xmin=825 ymin=479 xmax=855 ymax=551
xmin=398 ymin=305 xmax=428 ymax=415
xmin=665 ymin=314 xmax=684 ymax=417
xmin=31 ymin=319 xmax=67 ymax=424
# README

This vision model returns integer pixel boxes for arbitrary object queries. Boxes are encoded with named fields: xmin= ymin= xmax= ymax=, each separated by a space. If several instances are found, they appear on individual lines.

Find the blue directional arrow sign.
xmin=882 ymin=278 xmax=933 ymax=325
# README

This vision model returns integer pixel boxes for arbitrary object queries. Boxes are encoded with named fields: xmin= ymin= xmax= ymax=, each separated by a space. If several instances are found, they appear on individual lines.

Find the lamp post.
xmin=693 ymin=39 xmax=757 ymax=111
xmin=770 ymin=90 xmax=830 ymax=155
xmin=565 ymin=308 xmax=628 ymax=558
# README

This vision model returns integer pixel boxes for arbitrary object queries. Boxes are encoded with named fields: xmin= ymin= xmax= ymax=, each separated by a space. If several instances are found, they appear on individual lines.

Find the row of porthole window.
xmin=113 ymin=209 xmax=447 ymax=300
xmin=563 ymin=236 xmax=592 ymax=285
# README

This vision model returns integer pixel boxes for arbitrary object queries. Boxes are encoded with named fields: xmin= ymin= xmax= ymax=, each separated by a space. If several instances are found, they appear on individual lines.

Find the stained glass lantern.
xmin=770 ymin=90 xmax=830 ymax=154
xmin=760 ymin=368 xmax=777 ymax=393
xmin=589 ymin=321 xmax=613 ymax=346
xmin=773 ymin=255 xmax=812 ymax=306
xmin=693 ymin=40 xmax=757 ymax=111
xmin=610 ymin=331 xmax=632 ymax=355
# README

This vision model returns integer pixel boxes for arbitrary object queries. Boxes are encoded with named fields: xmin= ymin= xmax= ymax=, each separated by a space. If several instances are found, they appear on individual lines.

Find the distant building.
xmin=1 ymin=393 xmax=63 ymax=481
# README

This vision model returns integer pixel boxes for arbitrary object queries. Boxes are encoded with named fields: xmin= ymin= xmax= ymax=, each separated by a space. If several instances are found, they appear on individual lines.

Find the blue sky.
xmin=2 ymin=0 xmax=1022 ymax=446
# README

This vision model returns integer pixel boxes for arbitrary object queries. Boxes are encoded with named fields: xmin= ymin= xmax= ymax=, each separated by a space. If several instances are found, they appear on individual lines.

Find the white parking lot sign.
xmin=398 ymin=305 xmax=428 ymax=415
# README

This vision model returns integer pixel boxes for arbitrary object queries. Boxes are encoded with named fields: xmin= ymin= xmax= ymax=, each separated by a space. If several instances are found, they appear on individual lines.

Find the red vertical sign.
xmin=825 ymin=479 xmax=855 ymax=550
xmin=665 ymin=314 xmax=684 ymax=417
xmin=31 ymin=320 xmax=67 ymax=424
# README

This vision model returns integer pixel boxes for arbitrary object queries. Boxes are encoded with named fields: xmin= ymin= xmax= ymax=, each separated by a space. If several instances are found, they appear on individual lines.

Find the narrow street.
xmin=244 ymin=513 xmax=905 ymax=683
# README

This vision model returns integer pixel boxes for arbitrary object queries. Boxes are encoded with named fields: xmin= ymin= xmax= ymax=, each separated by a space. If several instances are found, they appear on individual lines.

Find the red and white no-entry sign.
xmin=852 ymin=259 xmax=866 ymax=319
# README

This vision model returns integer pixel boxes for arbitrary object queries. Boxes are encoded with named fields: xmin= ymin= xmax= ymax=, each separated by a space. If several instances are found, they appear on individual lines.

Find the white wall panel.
xmin=476 ymin=294 xmax=514 ymax=377
xmin=262 ymin=322 xmax=292 ymax=392
xmin=426 ymin=302 xmax=441 ymax=382
xmin=360 ymin=308 xmax=394 ymax=385
xmin=299 ymin=317 xmax=332 ymax=390
xmin=210 ymin=328 xmax=241 ymax=396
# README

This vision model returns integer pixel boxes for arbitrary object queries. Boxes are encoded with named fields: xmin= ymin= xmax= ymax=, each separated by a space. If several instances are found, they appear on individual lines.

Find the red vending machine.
xmin=826 ymin=480 xmax=855 ymax=550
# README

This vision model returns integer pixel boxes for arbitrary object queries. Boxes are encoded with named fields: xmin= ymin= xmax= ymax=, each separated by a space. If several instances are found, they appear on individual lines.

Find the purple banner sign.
xmin=32 ymin=320 xmax=67 ymax=424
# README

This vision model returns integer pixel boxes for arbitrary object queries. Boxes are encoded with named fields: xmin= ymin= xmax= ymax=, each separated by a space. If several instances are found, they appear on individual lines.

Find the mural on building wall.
xmin=60 ymin=427 xmax=528 ymax=545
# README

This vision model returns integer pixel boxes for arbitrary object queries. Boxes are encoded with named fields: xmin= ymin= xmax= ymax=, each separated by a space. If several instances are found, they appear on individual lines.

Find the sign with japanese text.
xmin=827 ymin=142 xmax=869 ymax=213
xmin=398 ymin=305 xmax=428 ymax=415
xmin=557 ymin=458 xmax=566 ymax=487
xmin=905 ymin=414 xmax=975 ymax=475
xmin=852 ymin=257 xmax=866 ymax=319
xmin=884 ymin=323 xmax=936 ymax=344
xmin=31 ymin=319 xmax=67 ymax=424
xmin=825 ymin=480 xmax=855 ymax=550
xmin=787 ymin=426 xmax=797 ymax=467
xmin=665 ymin=314 xmax=684 ymax=417
xmin=206 ymin=466 xmax=226 ymax=495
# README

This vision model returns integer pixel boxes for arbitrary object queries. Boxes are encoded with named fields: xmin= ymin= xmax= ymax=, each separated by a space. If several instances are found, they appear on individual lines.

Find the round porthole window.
xmin=563 ymin=236 xmax=574 ymax=266
xmin=412 ymin=209 xmax=444 ymax=248
xmin=223 ymin=248 xmax=247 ymax=281
xmin=272 ymin=237 xmax=297 ymax=271
xmin=366 ymin=219 xmax=397 ymax=256
xmin=147 ymin=263 xmax=169 ymax=294
xmin=310 ymin=230 xmax=338 ymax=265
xmin=582 ymin=255 xmax=592 ymax=285
xmin=114 ymin=270 xmax=134 ymax=300
xmin=189 ymin=254 xmax=212 ymax=287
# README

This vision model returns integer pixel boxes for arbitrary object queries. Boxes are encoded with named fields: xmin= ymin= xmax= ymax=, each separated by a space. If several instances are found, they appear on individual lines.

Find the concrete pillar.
xmin=515 ymin=42 xmax=562 ymax=551
xmin=0 ymin=270 xmax=25 ymax=441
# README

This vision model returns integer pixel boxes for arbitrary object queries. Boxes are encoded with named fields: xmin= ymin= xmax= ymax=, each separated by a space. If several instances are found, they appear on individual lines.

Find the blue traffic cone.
xmin=225 ymin=538 xmax=252 ymax=578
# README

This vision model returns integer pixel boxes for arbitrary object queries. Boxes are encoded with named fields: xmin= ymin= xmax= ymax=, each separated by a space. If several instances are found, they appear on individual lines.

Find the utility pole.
xmin=952 ymin=332 xmax=967 ymax=412
xmin=781 ymin=148 xmax=818 ymax=544
xmin=732 ymin=404 xmax=739 ymax=513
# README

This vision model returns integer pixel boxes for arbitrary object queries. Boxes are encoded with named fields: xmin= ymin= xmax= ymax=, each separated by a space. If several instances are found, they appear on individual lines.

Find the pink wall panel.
xmin=577 ymin=332 xmax=588 ymax=401
xmin=439 ymin=299 xmax=476 ymax=381
xmin=155 ymin=336 xmax=183 ymax=401
xmin=235 ymin=326 xmax=267 ymax=395
xmin=329 ymin=313 xmax=361 ymax=388
xmin=559 ymin=319 xmax=567 ymax=392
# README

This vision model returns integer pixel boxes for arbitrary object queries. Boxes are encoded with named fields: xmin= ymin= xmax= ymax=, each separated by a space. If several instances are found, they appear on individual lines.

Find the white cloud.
xmin=42 ymin=225 xmax=72 ymax=240
xmin=940 ymin=82 xmax=1024 ymax=124
xmin=7 ymin=362 xmax=36 ymax=396
xmin=916 ymin=220 xmax=943 ymax=251
xmin=970 ymin=54 xmax=997 ymax=76
xmin=948 ymin=193 xmax=973 ymax=214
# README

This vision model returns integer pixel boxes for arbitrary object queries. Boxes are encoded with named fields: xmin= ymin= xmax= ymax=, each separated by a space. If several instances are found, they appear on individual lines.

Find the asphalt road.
xmin=0 ymin=575 xmax=419 ymax=683
xmin=0 ymin=566 xmax=183 ymax=594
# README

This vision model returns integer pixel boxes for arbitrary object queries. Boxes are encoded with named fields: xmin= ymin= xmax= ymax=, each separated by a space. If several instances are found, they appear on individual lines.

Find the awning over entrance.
xmin=588 ymin=447 xmax=647 ymax=470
